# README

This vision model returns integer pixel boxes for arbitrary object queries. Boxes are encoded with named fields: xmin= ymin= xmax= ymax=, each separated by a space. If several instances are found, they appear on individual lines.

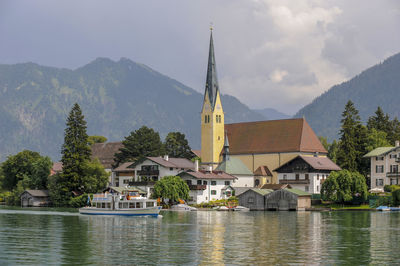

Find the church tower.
xmin=201 ymin=29 xmax=224 ymax=168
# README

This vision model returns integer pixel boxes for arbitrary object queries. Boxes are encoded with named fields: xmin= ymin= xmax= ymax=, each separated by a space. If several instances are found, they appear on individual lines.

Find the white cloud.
xmin=269 ymin=69 xmax=288 ymax=83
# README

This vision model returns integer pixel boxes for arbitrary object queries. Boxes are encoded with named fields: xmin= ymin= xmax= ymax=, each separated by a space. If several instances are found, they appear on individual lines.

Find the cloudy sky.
xmin=1 ymin=0 xmax=399 ymax=114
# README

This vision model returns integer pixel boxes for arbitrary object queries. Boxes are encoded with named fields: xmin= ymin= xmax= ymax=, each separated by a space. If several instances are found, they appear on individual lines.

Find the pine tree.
xmin=61 ymin=103 xmax=91 ymax=193
xmin=367 ymin=106 xmax=391 ymax=132
xmin=337 ymin=101 xmax=361 ymax=172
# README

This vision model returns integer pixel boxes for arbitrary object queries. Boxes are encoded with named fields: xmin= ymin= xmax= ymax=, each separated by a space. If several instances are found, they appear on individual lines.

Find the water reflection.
xmin=2 ymin=209 xmax=400 ymax=264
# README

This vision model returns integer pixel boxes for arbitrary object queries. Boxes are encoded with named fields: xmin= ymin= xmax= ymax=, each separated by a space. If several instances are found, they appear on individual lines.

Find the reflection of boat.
xmin=79 ymin=187 xmax=162 ymax=217
xmin=170 ymin=204 xmax=197 ymax=211
xmin=213 ymin=206 xmax=250 ymax=212
xmin=377 ymin=206 xmax=400 ymax=211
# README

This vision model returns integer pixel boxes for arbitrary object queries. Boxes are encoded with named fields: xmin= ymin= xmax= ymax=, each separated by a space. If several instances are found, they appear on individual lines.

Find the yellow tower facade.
xmin=201 ymin=31 xmax=224 ymax=168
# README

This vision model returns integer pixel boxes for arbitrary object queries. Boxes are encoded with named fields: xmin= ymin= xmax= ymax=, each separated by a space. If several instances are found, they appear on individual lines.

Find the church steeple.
xmin=205 ymin=30 xmax=219 ymax=110
xmin=201 ymin=28 xmax=225 ymax=168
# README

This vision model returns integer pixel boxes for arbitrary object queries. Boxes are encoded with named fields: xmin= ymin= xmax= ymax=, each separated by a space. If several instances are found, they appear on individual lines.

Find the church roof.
xmin=224 ymin=118 xmax=327 ymax=155
xmin=215 ymin=157 xmax=253 ymax=176
xmin=204 ymin=31 xmax=220 ymax=110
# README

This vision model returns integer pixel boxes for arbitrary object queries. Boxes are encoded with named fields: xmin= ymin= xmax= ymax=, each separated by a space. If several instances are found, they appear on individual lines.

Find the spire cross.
xmin=210 ymin=22 xmax=214 ymax=31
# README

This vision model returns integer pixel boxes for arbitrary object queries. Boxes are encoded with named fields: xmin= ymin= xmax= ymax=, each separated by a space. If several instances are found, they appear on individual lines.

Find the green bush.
xmin=68 ymin=193 xmax=90 ymax=208
xmin=384 ymin=185 xmax=400 ymax=193
xmin=392 ymin=189 xmax=400 ymax=206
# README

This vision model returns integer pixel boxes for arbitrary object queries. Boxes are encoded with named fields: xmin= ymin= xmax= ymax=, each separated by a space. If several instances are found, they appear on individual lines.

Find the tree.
xmin=60 ymin=103 xmax=91 ymax=194
xmin=389 ymin=118 xmax=400 ymax=144
xmin=114 ymin=126 xmax=164 ymax=166
xmin=1 ymin=150 xmax=52 ymax=191
xmin=321 ymin=170 xmax=368 ymax=203
xmin=365 ymin=129 xmax=390 ymax=152
xmin=328 ymin=140 xmax=338 ymax=163
xmin=318 ymin=136 xmax=329 ymax=152
xmin=152 ymin=176 xmax=189 ymax=204
xmin=337 ymin=101 xmax=361 ymax=172
xmin=164 ymin=132 xmax=194 ymax=159
xmin=88 ymin=135 xmax=107 ymax=146
xmin=367 ymin=106 xmax=391 ymax=133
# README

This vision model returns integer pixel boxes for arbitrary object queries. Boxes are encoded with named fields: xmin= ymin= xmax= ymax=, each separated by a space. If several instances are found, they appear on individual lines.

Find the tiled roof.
xmin=51 ymin=162 xmax=63 ymax=176
xmin=285 ymin=188 xmax=311 ymax=196
xmin=274 ymin=155 xmax=341 ymax=172
xmin=191 ymin=150 xmax=201 ymax=158
xmin=250 ymin=188 xmax=273 ymax=196
xmin=215 ymin=157 xmax=253 ymax=175
xmin=180 ymin=170 xmax=237 ymax=180
xmin=224 ymin=118 xmax=327 ymax=155
xmin=114 ymin=162 xmax=135 ymax=172
xmin=23 ymin=190 xmax=49 ymax=197
xmin=91 ymin=142 xmax=123 ymax=169
xmin=147 ymin=157 xmax=195 ymax=169
xmin=260 ymin=184 xmax=291 ymax=190
xmin=363 ymin=147 xmax=395 ymax=157
xmin=254 ymin=165 xmax=272 ymax=176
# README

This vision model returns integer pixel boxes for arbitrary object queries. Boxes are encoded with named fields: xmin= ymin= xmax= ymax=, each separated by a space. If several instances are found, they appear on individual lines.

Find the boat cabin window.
xmin=102 ymin=203 xmax=106 ymax=208
xmin=136 ymin=202 xmax=141 ymax=208
xmin=146 ymin=202 xmax=154 ymax=207
xmin=129 ymin=203 xmax=135 ymax=208
xmin=123 ymin=202 xmax=129 ymax=209
xmin=106 ymin=203 xmax=111 ymax=209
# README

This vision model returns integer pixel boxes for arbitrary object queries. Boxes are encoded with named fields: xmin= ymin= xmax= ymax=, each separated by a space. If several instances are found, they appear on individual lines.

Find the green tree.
xmin=367 ymin=106 xmax=392 ymax=133
xmin=365 ymin=129 xmax=390 ymax=152
xmin=60 ymin=103 xmax=91 ymax=194
xmin=328 ymin=140 xmax=338 ymax=163
xmin=389 ymin=118 xmax=400 ymax=144
xmin=321 ymin=170 xmax=368 ymax=203
xmin=152 ymin=176 xmax=189 ymax=204
xmin=88 ymin=135 xmax=108 ymax=146
xmin=1 ymin=150 xmax=52 ymax=191
xmin=114 ymin=126 xmax=164 ymax=166
xmin=318 ymin=136 xmax=329 ymax=151
xmin=337 ymin=101 xmax=361 ymax=172
xmin=164 ymin=132 xmax=194 ymax=159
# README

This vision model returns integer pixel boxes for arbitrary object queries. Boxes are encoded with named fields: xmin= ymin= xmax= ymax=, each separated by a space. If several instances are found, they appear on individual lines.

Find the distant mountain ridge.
xmin=0 ymin=58 xmax=265 ymax=161
xmin=295 ymin=52 xmax=400 ymax=141
xmin=253 ymin=108 xmax=290 ymax=120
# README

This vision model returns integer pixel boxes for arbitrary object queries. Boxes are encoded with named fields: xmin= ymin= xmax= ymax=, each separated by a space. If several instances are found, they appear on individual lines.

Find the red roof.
xmin=225 ymin=118 xmax=327 ymax=155
xmin=254 ymin=165 xmax=273 ymax=176
xmin=147 ymin=157 xmax=195 ymax=169
xmin=91 ymin=142 xmax=123 ymax=169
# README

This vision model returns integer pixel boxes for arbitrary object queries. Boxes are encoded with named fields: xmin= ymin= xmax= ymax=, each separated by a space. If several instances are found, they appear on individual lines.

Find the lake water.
xmin=0 ymin=208 xmax=400 ymax=265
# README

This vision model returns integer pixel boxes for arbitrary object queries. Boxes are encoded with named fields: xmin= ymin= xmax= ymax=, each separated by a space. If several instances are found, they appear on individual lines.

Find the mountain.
xmin=253 ymin=108 xmax=290 ymax=120
xmin=295 ymin=52 xmax=400 ymax=141
xmin=0 ymin=58 xmax=265 ymax=161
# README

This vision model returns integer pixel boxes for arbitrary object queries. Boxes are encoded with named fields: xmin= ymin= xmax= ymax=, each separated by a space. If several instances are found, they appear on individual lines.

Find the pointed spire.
xmin=204 ymin=29 xmax=219 ymax=110
xmin=223 ymin=131 xmax=230 ymax=161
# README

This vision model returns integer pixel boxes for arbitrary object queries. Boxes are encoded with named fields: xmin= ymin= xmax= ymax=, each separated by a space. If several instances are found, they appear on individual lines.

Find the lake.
xmin=0 ymin=208 xmax=400 ymax=265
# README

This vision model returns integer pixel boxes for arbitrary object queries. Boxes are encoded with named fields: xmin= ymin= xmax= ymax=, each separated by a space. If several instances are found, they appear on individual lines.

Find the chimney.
xmin=396 ymin=140 xmax=400 ymax=147
xmin=208 ymin=165 xmax=213 ymax=173
xmin=195 ymin=160 xmax=199 ymax=172
xmin=164 ymin=155 xmax=169 ymax=161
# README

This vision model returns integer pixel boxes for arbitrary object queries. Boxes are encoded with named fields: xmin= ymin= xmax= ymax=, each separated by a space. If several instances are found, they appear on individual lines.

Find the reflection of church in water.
xmin=198 ymin=29 xmax=327 ymax=186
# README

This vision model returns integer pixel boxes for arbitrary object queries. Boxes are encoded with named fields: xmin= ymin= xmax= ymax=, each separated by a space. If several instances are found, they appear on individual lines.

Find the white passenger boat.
xmin=79 ymin=187 xmax=162 ymax=217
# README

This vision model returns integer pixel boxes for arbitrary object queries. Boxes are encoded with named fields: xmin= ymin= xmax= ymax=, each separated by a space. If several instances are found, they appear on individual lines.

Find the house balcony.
xmin=137 ymin=170 xmax=159 ymax=176
xmin=188 ymin=184 xmax=207 ymax=190
xmin=279 ymin=179 xmax=310 ymax=185
xmin=129 ymin=181 xmax=157 ymax=186
xmin=386 ymin=172 xmax=400 ymax=178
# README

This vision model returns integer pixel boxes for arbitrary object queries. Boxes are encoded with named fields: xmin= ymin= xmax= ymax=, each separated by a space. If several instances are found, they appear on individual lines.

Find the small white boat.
xmin=233 ymin=206 xmax=249 ymax=212
xmin=79 ymin=188 xmax=162 ymax=217
xmin=170 ymin=204 xmax=197 ymax=211
xmin=214 ymin=205 xmax=250 ymax=212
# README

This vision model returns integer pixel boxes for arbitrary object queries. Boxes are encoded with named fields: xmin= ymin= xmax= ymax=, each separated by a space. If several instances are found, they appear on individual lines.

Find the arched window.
xmin=255 ymin=179 xmax=260 ymax=187
xmin=205 ymin=115 xmax=207 ymax=123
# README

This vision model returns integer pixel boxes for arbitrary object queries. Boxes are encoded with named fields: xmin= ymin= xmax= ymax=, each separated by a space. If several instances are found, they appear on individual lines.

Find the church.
xmin=200 ymin=30 xmax=329 ymax=186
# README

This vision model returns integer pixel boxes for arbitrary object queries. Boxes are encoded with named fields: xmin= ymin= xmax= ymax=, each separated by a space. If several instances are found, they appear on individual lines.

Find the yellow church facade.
xmin=200 ymin=31 xmax=327 ymax=184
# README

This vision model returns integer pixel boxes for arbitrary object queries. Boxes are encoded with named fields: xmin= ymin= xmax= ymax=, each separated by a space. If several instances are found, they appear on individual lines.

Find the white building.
xmin=112 ymin=156 xmax=195 ymax=196
xmin=178 ymin=169 xmax=237 ymax=204
xmin=364 ymin=141 xmax=400 ymax=189
xmin=274 ymin=155 xmax=341 ymax=194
